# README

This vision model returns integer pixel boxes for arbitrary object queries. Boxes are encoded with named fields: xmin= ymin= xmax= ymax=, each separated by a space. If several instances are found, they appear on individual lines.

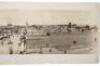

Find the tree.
xmin=68 ymin=22 xmax=72 ymax=28
xmin=85 ymin=25 xmax=90 ymax=30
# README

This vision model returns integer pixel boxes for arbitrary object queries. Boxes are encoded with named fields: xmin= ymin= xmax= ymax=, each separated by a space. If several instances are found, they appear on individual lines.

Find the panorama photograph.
xmin=0 ymin=10 xmax=97 ymax=54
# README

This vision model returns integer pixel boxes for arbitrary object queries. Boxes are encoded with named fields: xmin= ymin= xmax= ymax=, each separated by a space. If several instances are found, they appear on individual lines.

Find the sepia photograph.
xmin=0 ymin=10 xmax=97 ymax=54
xmin=0 ymin=2 xmax=99 ymax=64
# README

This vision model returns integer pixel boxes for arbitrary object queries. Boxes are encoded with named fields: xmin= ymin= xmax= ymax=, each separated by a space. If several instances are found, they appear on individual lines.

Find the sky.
xmin=0 ymin=3 xmax=97 ymax=26
xmin=0 ymin=10 xmax=97 ymax=26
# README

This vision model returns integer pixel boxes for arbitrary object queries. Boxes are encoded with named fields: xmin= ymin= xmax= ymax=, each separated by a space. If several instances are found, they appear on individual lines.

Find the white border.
xmin=0 ymin=2 xmax=98 ymax=64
